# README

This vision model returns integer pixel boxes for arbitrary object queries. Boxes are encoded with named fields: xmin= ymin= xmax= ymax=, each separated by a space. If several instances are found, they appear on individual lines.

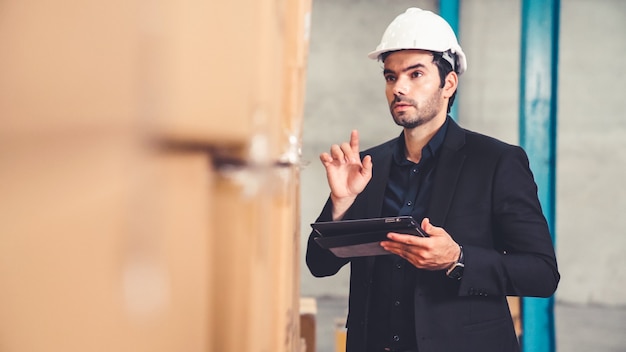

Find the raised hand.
xmin=319 ymin=130 xmax=373 ymax=220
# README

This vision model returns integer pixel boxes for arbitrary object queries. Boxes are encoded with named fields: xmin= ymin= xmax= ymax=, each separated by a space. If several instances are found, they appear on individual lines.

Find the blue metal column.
xmin=519 ymin=0 xmax=559 ymax=351
xmin=439 ymin=0 xmax=460 ymax=121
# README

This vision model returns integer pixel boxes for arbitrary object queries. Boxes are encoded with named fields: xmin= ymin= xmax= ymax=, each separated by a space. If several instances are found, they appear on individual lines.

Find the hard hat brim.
xmin=367 ymin=47 xmax=467 ymax=75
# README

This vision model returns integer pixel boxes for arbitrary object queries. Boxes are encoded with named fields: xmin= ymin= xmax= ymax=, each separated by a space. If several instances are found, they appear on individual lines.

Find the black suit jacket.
xmin=306 ymin=119 xmax=560 ymax=352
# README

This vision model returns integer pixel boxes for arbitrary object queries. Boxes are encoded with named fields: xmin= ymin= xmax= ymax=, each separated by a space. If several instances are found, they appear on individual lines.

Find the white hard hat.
xmin=368 ymin=7 xmax=467 ymax=75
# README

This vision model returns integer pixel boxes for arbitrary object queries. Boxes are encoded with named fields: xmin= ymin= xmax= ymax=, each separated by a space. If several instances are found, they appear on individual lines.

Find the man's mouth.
xmin=393 ymin=102 xmax=412 ymax=111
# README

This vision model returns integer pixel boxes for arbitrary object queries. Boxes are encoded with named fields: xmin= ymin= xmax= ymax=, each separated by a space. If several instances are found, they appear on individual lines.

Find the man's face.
xmin=383 ymin=49 xmax=447 ymax=129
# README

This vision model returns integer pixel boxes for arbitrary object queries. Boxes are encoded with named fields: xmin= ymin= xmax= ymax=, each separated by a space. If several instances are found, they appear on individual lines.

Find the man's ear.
xmin=443 ymin=71 xmax=458 ymax=98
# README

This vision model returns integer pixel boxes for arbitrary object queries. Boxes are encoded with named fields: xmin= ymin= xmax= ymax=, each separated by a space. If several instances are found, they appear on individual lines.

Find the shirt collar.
xmin=393 ymin=117 xmax=450 ymax=166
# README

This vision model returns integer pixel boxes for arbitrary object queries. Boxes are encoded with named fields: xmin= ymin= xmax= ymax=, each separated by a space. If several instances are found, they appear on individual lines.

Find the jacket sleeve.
xmin=305 ymin=197 xmax=351 ymax=277
xmin=459 ymin=146 xmax=560 ymax=298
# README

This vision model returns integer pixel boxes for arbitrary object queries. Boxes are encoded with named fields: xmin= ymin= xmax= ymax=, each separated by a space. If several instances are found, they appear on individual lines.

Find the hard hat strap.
xmin=441 ymin=50 xmax=457 ymax=72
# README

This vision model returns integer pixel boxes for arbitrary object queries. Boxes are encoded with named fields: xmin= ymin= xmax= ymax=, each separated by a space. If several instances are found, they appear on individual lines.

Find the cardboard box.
xmin=507 ymin=296 xmax=522 ymax=339
xmin=210 ymin=163 xmax=301 ymax=351
xmin=0 ymin=134 xmax=213 ymax=351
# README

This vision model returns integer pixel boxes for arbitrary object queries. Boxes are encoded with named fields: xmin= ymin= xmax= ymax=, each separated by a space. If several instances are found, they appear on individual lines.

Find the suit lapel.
xmin=362 ymin=139 xmax=396 ymax=299
xmin=429 ymin=120 xmax=466 ymax=226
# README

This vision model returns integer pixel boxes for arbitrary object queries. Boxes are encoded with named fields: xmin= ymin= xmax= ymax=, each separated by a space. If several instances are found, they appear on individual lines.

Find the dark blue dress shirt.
xmin=366 ymin=119 xmax=448 ymax=352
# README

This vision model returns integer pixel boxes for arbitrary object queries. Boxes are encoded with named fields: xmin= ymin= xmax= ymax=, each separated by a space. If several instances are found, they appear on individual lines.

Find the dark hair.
xmin=381 ymin=50 xmax=457 ymax=113
xmin=431 ymin=52 xmax=457 ymax=113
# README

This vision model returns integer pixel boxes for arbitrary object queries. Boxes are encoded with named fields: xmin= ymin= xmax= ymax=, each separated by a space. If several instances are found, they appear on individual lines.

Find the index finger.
xmin=386 ymin=232 xmax=427 ymax=246
xmin=349 ymin=130 xmax=360 ymax=154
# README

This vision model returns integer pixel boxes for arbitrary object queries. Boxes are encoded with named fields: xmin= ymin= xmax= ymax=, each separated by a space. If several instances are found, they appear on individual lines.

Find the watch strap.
xmin=446 ymin=245 xmax=464 ymax=279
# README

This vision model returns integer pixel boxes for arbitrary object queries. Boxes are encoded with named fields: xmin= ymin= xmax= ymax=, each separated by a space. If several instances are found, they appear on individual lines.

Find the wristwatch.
xmin=446 ymin=245 xmax=464 ymax=280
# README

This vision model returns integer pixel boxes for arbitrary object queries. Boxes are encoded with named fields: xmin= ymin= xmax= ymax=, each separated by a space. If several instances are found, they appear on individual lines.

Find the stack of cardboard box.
xmin=0 ymin=0 xmax=311 ymax=350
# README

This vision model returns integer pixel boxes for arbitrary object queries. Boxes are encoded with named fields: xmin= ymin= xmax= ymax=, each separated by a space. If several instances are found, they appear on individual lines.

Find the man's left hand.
xmin=380 ymin=217 xmax=460 ymax=270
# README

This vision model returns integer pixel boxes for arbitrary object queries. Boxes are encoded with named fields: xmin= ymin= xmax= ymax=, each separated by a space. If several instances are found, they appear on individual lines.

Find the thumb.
xmin=421 ymin=217 xmax=441 ymax=237
xmin=361 ymin=155 xmax=373 ymax=177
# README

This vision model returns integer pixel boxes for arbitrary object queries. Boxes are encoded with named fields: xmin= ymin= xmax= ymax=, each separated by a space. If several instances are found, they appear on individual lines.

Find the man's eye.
xmin=411 ymin=71 xmax=422 ymax=78
xmin=385 ymin=76 xmax=396 ymax=82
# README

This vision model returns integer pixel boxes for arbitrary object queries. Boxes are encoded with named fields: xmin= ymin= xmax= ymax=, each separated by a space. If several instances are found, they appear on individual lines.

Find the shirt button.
xmin=412 ymin=168 xmax=418 ymax=173
xmin=396 ymin=263 xmax=402 ymax=269
xmin=406 ymin=201 xmax=412 ymax=206
xmin=394 ymin=300 xmax=401 ymax=306
xmin=393 ymin=335 xmax=400 ymax=342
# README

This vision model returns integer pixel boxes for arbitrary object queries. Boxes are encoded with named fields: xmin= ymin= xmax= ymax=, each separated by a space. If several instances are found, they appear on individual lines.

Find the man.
xmin=305 ymin=8 xmax=559 ymax=352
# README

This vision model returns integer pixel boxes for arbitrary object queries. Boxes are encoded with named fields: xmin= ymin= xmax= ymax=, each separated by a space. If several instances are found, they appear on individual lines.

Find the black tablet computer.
xmin=311 ymin=216 xmax=428 ymax=258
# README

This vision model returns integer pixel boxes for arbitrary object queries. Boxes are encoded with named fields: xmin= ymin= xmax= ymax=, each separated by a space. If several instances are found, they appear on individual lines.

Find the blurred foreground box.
xmin=0 ymin=0 xmax=310 ymax=351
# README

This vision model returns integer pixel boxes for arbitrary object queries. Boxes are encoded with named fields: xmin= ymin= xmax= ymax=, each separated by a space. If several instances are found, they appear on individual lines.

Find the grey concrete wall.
xmin=555 ymin=0 xmax=626 ymax=305
xmin=300 ymin=0 xmax=626 ymax=306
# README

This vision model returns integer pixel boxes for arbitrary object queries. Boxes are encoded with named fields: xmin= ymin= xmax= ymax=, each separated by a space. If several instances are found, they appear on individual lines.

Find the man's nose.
xmin=392 ymin=76 xmax=409 ymax=96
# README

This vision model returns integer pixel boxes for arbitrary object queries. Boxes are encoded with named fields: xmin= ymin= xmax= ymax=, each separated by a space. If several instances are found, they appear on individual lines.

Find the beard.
xmin=390 ymin=89 xmax=444 ymax=129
